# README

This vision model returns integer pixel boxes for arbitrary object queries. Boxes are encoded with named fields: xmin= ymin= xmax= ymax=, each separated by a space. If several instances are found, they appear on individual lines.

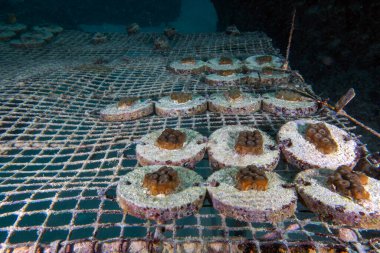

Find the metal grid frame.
xmin=0 ymin=31 xmax=379 ymax=252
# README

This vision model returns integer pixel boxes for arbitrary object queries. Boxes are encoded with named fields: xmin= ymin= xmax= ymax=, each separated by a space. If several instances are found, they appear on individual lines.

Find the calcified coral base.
xmin=208 ymin=91 xmax=262 ymax=115
xmin=278 ymin=120 xmax=360 ymax=170
xmin=100 ymin=98 xmax=154 ymax=121
xmin=117 ymin=166 xmax=206 ymax=222
xmin=168 ymin=57 xmax=206 ymax=74
xmin=208 ymin=126 xmax=280 ymax=170
xmin=155 ymin=94 xmax=207 ymax=117
xmin=262 ymin=92 xmax=318 ymax=117
xmin=136 ymin=128 xmax=207 ymax=168
xmin=296 ymin=168 xmax=380 ymax=228
xmin=207 ymin=168 xmax=297 ymax=223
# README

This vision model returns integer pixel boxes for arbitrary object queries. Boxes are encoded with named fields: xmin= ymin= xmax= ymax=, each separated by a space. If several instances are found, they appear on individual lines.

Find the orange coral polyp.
xmin=235 ymin=130 xmax=264 ymax=155
xmin=305 ymin=123 xmax=338 ymax=154
xmin=236 ymin=166 xmax=268 ymax=191
xmin=327 ymin=165 xmax=370 ymax=201
xmin=143 ymin=166 xmax=180 ymax=195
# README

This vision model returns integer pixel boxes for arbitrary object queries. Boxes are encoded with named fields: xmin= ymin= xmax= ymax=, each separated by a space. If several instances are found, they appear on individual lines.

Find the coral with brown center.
xmin=327 ymin=165 xmax=370 ymax=200
xmin=180 ymin=57 xmax=196 ymax=65
xmin=275 ymin=90 xmax=305 ymax=101
xmin=156 ymin=128 xmax=186 ymax=150
xmin=305 ymin=123 xmax=338 ymax=154
xmin=219 ymin=57 xmax=233 ymax=65
xmin=143 ymin=166 xmax=180 ymax=195
xmin=236 ymin=165 xmax=268 ymax=191
xmin=170 ymin=92 xmax=192 ymax=103
xmin=235 ymin=130 xmax=264 ymax=155
xmin=224 ymin=89 xmax=242 ymax=101
xmin=255 ymin=55 xmax=273 ymax=65
xmin=219 ymin=70 xmax=235 ymax=76
xmin=117 ymin=97 xmax=138 ymax=109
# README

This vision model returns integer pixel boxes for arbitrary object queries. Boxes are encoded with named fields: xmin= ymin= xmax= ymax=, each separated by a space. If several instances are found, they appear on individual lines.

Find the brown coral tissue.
xmin=327 ymin=165 xmax=369 ymax=200
xmin=235 ymin=130 xmax=264 ymax=155
xmin=236 ymin=165 xmax=268 ymax=191
xmin=305 ymin=123 xmax=338 ymax=154
xmin=143 ymin=166 xmax=180 ymax=195
xmin=156 ymin=128 xmax=186 ymax=150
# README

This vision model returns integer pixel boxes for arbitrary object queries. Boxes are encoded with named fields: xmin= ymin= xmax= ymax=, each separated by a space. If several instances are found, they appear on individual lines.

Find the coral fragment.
xmin=235 ymin=130 xmax=264 ymax=155
xmin=156 ymin=128 xmax=186 ymax=150
xmin=327 ymin=165 xmax=370 ymax=201
xmin=305 ymin=123 xmax=338 ymax=154
xmin=236 ymin=165 xmax=268 ymax=191
xmin=143 ymin=166 xmax=180 ymax=195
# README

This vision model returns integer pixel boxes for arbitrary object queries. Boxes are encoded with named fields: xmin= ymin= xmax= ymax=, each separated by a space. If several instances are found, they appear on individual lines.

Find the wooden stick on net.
xmin=282 ymin=8 xmax=296 ymax=71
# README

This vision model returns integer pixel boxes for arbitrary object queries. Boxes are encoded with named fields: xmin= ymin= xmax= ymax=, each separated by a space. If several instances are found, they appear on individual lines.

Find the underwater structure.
xmin=0 ymin=1 xmax=379 ymax=252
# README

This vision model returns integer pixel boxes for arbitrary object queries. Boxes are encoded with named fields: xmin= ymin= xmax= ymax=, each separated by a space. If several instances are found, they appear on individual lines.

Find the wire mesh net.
xmin=0 ymin=31 xmax=379 ymax=252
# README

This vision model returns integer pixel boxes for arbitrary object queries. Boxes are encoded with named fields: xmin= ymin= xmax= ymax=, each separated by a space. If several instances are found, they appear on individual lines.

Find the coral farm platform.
xmin=0 ymin=30 xmax=379 ymax=252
